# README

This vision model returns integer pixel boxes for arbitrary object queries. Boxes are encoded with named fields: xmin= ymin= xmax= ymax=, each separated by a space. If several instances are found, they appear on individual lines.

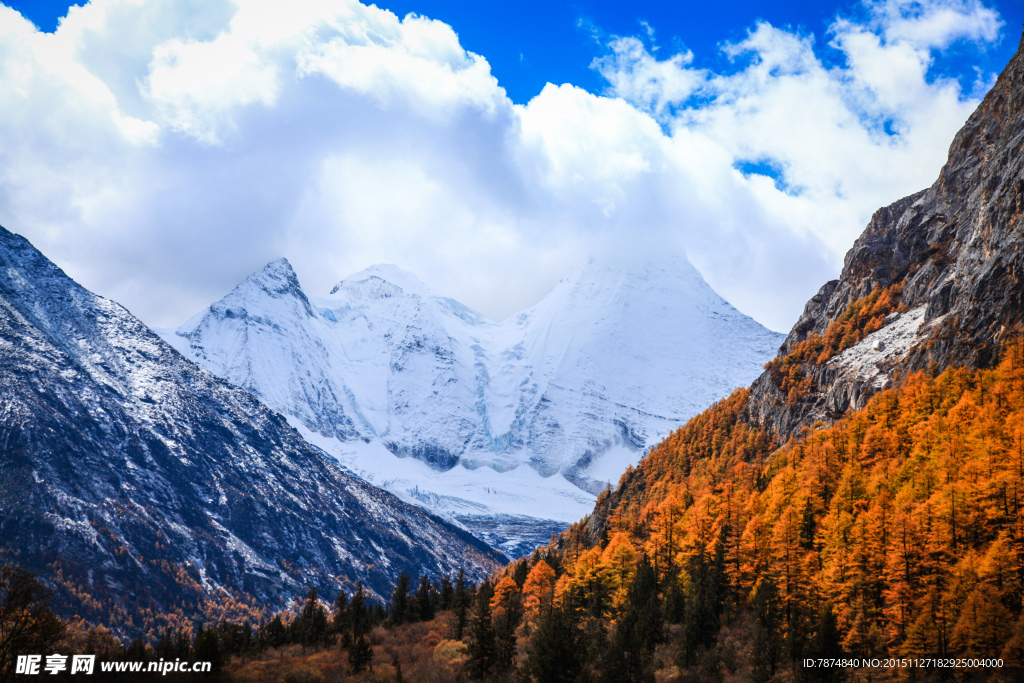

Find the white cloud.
xmin=0 ymin=0 xmax=1008 ymax=331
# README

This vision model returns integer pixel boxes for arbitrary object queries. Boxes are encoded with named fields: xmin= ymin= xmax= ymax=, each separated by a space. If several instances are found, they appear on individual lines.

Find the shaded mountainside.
xmin=0 ymin=226 xmax=504 ymax=636
xmin=746 ymin=30 xmax=1024 ymax=440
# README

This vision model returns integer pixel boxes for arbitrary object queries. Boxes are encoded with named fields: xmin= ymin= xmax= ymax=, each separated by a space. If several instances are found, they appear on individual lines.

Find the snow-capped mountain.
xmin=164 ymin=255 xmax=784 ymax=556
xmin=0 ymin=225 xmax=504 ymax=631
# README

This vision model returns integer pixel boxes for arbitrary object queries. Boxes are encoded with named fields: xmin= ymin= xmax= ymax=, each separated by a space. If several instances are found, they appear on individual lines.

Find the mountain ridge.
xmin=0 ymin=225 xmax=505 ymax=635
xmin=497 ymin=31 xmax=1024 ymax=680
xmin=165 ymin=253 xmax=784 ymax=555
xmin=744 ymin=29 xmax=1024 ymax=439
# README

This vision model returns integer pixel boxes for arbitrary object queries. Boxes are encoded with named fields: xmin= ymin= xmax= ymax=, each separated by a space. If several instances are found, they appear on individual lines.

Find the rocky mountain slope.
xmin=745 ymin=30 xmax=1024 ymax=439
xmin=0 ymin=226 xmax=504 ymax=632
xmin=162 ymin=256 xmax=783 ymax=556
xmin=521 ymin=34 xmax=1024 ymax=679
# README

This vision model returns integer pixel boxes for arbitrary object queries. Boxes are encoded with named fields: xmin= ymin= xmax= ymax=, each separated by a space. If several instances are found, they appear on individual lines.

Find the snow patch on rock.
xmin=828 ymin=305 xmax=929 ymax=389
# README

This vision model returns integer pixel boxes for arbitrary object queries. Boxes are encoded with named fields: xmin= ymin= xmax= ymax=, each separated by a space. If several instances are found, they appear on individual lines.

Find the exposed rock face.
xmin=0 ymin=226 xmax=504 ymax=630
xmin=746 ymin=31 xmax=1024 ymax=439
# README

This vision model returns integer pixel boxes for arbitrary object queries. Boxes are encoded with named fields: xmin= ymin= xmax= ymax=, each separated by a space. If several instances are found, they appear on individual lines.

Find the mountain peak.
xmin=240 ymin=257 xmax=303 ymax=295
xmin=0 ymin=229 xmax=504 ymax=633
xmin=328 ymin=263 xmax=434 ymax=299
xmin=207 ymin=256 xmax=314 ymax=317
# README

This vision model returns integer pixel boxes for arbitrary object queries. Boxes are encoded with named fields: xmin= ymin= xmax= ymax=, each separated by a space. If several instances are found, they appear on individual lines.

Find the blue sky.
xmin=0 ymin=0 xmax=1020 ymax=331
xmin=14 ymin=0 xmax=1024 ymax=103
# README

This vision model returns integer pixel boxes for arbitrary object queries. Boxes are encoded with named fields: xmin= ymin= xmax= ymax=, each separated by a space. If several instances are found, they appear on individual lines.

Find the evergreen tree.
xmin=601 ymin=556 xmax=660 ymax=683
xmin=263 ymin=614 xmax=286 ymax=649
xmin=490 ymin=576 xmax=522 ymax=673
xmin=512 ymin=559 xmax=529 ymax=587
xmin=344 ymin=582 xmax=374 ymax=672
xmin=526 ymin=604 xmax=582 ymax=683
xmin=801 ymin=603 xmax=844 ymax=682
xmin=800 ymin=497 xmax=817 ymax=550
xmin=349 ymin=635 xmax=374 ymax=673
xmin=439 ymin=575 xmax=455 ymax=611
xmin=416 ymin=574 xmax=435 ymax=622
xmin=349 ymin=583 xmax=372 ymax=639
xmin=453 ymin=569 xmax=470 ymax=640
xmin=125 ymin=634 xmax=150 ymax=663
xmin=333 ymin=590 xmax=350 ymax=641
xmin=391 ymin=572 xmax=412 ymax=625
xmin=678 ymin=543 xmax=725 ymax=666
xmin=295 ymin=587 xmax=328 ymax=649
xmin=750 ymin=577 xmax=782 ymax=683
xmin=466 ymin=581 xmax=496 ymax=679
xmin=193 ymin=624 xmax=223 ymax=673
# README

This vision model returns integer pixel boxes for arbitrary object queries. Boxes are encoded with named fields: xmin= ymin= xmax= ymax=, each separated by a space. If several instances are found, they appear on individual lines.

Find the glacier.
xmin=160 ymin=255 xmax=784 ymax=557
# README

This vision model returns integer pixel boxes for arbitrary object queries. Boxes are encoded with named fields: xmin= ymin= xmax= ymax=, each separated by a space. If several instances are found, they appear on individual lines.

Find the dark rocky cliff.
xmin=0 ymin=226 xmax=504 ymax=633
xmin=745 ymin=30 xmax=1024 ymax=439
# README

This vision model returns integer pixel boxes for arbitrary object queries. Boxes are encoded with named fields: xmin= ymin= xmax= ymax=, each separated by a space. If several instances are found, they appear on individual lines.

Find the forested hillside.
xmin=520 ymin=339 xmax=1024 ymax=679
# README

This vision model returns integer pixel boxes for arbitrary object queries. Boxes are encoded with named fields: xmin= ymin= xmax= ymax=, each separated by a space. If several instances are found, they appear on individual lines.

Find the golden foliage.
xmin=553 ymin=336 xmax=1024 ymax=665
xmin=765 ymin=283 xmax=904 ymax=396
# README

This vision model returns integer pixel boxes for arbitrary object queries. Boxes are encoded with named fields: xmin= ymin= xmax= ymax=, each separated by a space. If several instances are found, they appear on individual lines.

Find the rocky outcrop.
xmin=746 ymin=30 xmax=1024 ymax=439
xmin=0 ymin=226 xmax=504 ymax=633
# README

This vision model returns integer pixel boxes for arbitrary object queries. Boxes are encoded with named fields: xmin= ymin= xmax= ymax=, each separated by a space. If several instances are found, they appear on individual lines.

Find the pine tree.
xmin=526 ymin=603 xmax=582 ymax=683
xmin=344 ymin=582 xmax=374 ymax=672
xmin=750 ymin=577 xmax=782 ymax=683
xmin=263 ymin=614 xmax=286 ymax=649
xmin=439 ymin=575 xmax=455 ymax=610
xmin=466 ymin=581 xmax=496 ymax=679
xmin=295 ymin=587 xmax=328 ymax=649
xmin=333 ymin=590 xmax=350 ymax=642
xmin=678 ymin=542 xmax=725 ymax=666
xmin=801 ymin=603 xmax=844 ymax=683
xmin=348 ymin=635 xmax=373 ymax=673
xmin=416 ymin=574 xmax=435 ymax=622
xmin=490 ymin=575 xmax=522 ymax=672
xmin=193 ymin=624 xmax=223 ymax=673
xmin=391 ymin=572 xmax=412 ymax=625
xmin=601 ymin=556 xmax=660 ymax=683
xmin=453 ymin=569 xmax=470 ymax=641
xmin=512 ymin=558 xmax=529 ymax=587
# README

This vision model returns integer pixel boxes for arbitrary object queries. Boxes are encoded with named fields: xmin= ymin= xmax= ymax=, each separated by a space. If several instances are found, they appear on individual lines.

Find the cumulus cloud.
xmin=0 ymin=0 xmax=1008 ymax=331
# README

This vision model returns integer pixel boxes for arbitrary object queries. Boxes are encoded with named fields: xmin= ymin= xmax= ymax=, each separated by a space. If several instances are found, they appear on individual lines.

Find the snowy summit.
xmin=162 ymin=255 xmax=784 ymax=556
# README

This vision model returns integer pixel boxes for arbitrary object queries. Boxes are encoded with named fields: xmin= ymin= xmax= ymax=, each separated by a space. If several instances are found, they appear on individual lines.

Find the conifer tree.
xmin=333 ymin=590 xmax=350 ymax=641
xmin=193 ymin=624 xmax=223 ymax=673
xmin=678 ymin=541 xmax=725 ymax=665
xmin=416 ymin=574 xmax=435 ymax=622
xmin=391 ymin=572 xmax=412 ymax=625
xmin=439 ymin=575 xmax=455 ymax=610
xmin=512 ymin=558 xmax=529 ymax=587
xmin=601 ymin=556 xmax=660 ymax=683
xmin=801 ymin=603 xmax=844 ymax=683
xmin=263 ymin=614 xmax=286 ymax=649
xmin=346 ymin=582 xmax=374 ymax=672
xmin=490 ymin=575 xmax=522 ymax=672
xmin=466 ymin=581 xmax=496 ymax=679
xmin=453 ymin=569 xmax=470 ymax=640
xmin=295 ymin=587 xmax=328 ymax=649
xmin=522 ymin=560 xmax=556 ymax=620
xmin=349 ymin=634 xmax=374 ymax=673
xmin=750 ymin=577 xmax=782 ymax=683
xmin=526 ymin=604 xmax=582 ymax=683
